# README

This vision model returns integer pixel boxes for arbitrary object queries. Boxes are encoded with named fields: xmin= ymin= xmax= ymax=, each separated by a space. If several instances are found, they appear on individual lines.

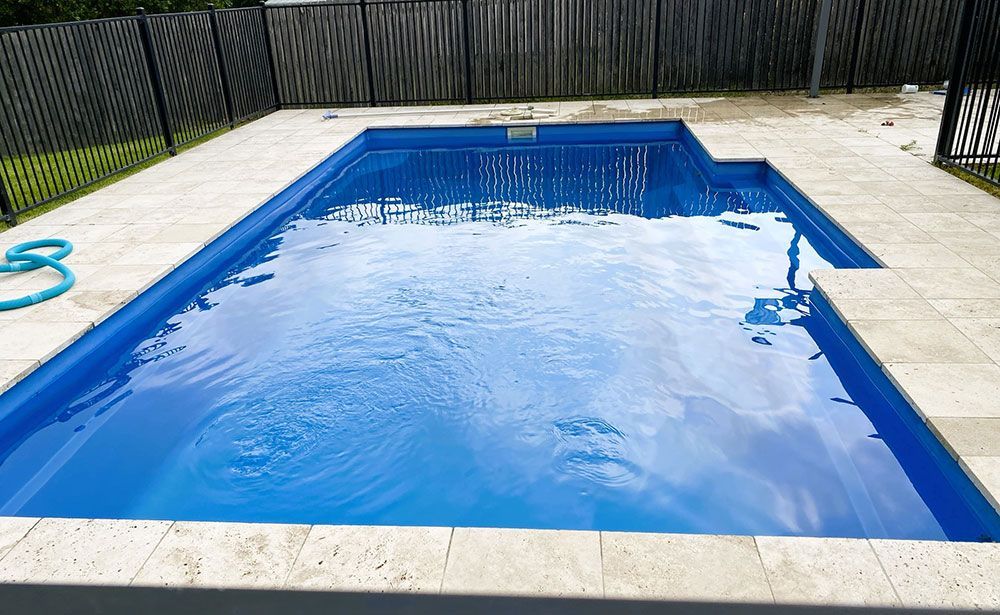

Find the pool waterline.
xmin=0 ymin=121 xmax=997 ymax=541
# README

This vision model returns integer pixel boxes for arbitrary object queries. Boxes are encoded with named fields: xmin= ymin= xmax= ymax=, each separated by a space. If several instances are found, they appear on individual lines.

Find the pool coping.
xmin=2 ymin=517 xmax=999 ymax=609
xmin=1 ymin=96 xmax=999 ymax=609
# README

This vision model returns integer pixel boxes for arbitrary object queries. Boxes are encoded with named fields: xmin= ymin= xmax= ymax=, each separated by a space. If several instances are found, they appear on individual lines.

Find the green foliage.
xmin=938 ymin=163 xmax=1000 ymax=199
xmin=1 ymin=127 xmax=226 ymax=229
xmin=0 ymin=0 xmax=260 ymax=27
xmin=2 ymin=136 xmax=162 ymax=209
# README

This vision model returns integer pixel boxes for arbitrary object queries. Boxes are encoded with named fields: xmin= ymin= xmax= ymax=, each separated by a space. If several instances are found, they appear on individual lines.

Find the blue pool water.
xmin=0 ymin=123 xmax=996 ymax=540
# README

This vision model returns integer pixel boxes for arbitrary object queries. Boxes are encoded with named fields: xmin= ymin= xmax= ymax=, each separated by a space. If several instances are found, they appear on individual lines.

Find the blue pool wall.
xmin=364 ymin=122 xmax=880 ymax=269
xmin=808 ymin=293 xmax=1000 ymax=539
xmin=0 ymin=121 xmax=996 ymax=539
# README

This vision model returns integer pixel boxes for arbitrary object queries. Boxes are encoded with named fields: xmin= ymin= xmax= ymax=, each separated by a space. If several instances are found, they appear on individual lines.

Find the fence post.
xmin=208 ymin=3 xmax=237 ymax=128
xmin=935 ymin=0 xmax=978 ymax=162
xmin=0 ymin=175 xmax=16 ymax=227
xmin=809 ymin=0 xmax=833 ymax=98
xmin=845 ymin=0 xmax=866 ymax=93
xmin=461 ymin=0 xmax=473 ymax=104
xmin=650 ymin=0 xmax=663 ymax=97
xmin=136 ymin=7 xmax=177 ymax=156
xmin=358 ymin=0 xmax=377 ymax=107
xmin=259 ymin=1 xmax=282 ymax=109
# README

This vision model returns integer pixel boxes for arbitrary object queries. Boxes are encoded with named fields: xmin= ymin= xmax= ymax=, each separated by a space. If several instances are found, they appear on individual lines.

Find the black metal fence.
xmin=935 ymin=0 xmax=1000 ymax=188
xmin=0 ymin=0 xmax=969 ymax=224
xmin=0 ymin=5 xmax=278 ymax=224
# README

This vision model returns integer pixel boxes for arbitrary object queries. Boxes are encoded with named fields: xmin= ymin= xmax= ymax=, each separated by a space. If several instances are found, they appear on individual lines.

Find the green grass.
xmin=1 ymin=127 xmax=233 ymax=231
xmin=2 ymin=137 xmax=163 ymax=218
xmin=981 ymin=164 xmax=1000 ymax=183
xmin=938 ymin=162 xmax=1000 ymax=199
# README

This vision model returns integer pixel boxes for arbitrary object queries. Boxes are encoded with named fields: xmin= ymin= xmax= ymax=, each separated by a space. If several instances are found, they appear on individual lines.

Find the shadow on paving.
xmin=0 ymin=584 xmax=992 ymax=615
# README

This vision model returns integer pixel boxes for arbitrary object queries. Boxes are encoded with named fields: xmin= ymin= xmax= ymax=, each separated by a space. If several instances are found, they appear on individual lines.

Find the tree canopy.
xmin=0 ymin=0 xmax=259 ymax=27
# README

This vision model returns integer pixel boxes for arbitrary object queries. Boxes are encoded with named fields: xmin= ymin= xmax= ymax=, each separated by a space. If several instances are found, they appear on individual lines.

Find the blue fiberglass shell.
xmin=0 ymin=121 xmax=997 ymax=541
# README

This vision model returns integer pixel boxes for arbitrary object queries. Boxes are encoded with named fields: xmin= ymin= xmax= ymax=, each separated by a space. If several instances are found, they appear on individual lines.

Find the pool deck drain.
xmin=1 ymin=93 xmax=1000 ymax=609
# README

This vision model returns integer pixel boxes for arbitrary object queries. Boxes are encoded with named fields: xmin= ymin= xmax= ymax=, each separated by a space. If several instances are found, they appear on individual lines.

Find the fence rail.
xmin=935 ymin=0 xmax=1000 ymax=188
xmin=0 ymin=0 xmax=970 ymax=224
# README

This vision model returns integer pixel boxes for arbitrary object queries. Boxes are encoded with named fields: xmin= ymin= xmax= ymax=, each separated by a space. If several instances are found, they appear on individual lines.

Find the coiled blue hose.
xmin=0 ymin=239 xmax=75 ymax=311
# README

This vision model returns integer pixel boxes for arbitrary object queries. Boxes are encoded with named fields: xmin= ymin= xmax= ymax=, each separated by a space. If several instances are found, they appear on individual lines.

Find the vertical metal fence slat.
xmin=0 ymin=171 xmax=14 ymax=224
xmin=118 ymin=19 xmax=164 ymax=161
xmin=0 ymin=80 xmax=29 ymax=215
xmin=78 ymin=26 xmax=120 ymax=181
xmin=35 ymin=31 xmax=87 ymax=191
xmin=87 ymin=22 xmax=129 ymax=174
xmin=156 ymin=16 xmax=190 ymax=144
xmin=137 ymin=8 xmax=176 ymax=155
xmin=969 ymin=0 xmax=1000 ymax=172
xmin=935 ymin=0 xmax=976 ymax=161
xmin=33 ymin=27 xmax=85 ymax=190
xmin=208 ymin=4 xmax=236 ymax=128
xmin=6 ymin=31 xmax=61 ymax=201
xmin=0 ymin=35 xmax=46 ymax=207
xmin=88 ymin=22 xmax=135 ymax=169
xmin=936 ymin=0 xmax=999 ymax=187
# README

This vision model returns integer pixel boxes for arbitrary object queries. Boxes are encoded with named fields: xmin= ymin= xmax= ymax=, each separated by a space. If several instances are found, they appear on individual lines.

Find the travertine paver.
xmin=1 ymin=93 xmax=1000 ymax=605
xmin=146 ymin=222 xmax=231 ymax=245
xmin=132 ymin=521 xmax=310 ymax=589
xmin=883 ymin=363 xmax=1000 ymax=419
xmin=929 ymin=417 xmax=1000 ymax=457
xmin=116 ymin=242 xmax=202 ymax=266
xmin=870 ymin=540 xmax=1000 ymax=610
xmin=68 ymin=263 xmax=172 ymax=294
xmin=601 ymin=532 xmax=773 ymax=602
xmin=0 ymin=516 xmax=995 ymax=605
xmin=932 ymin=299 xmax=1000 ymax=319
xmin=848 ymin=319 xmax=991 ymax=364
xmin=0 ymin=517 xmax=37 ymax=560
xmin=10 ymin=290 xmax=134 ymax=326
xmin=868 ymin=243 xmax=970 ymax=268
xmin=962 ymin=457 xmax=1000 ymax=511
xmin=0 ymin=321 xmax=92 ymax=362
xmin=0 ymin=518 xmax=171 ymax=584
xmin=808 ymin=269 xmax=918 ymax=300
xmin=896 ymin=268 xmax=1000 ymax=299
xmin=441 ymin=528 xmax=602 ymax=597
xmin=754 ymin=536 xmax=898 ymax=606
xmin=0 ymin=360 xmax=36 ymax=393
xmin=952 ymin=318 xmax=1000 ymax=363
xmin=285 ymin=525 xmax=451 ymax=593
xmin=829 ymin=298 xmax=936 ymax=320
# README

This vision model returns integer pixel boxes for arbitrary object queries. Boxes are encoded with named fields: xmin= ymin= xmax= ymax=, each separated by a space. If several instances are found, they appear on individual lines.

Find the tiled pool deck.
xmin=1 ymin=93 xmax=999 ymax=609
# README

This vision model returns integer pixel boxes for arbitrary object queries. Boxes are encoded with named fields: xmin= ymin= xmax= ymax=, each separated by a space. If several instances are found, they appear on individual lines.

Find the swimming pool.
xmin=0 ymin=122 xmax=997 ymax=541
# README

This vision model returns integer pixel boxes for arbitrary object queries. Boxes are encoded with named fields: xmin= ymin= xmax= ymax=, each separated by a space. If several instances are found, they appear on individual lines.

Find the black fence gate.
xmin=935 ymin=0 xmax=1000 ymax=188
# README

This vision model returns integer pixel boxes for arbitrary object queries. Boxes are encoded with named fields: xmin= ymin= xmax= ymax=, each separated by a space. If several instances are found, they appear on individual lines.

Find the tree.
xmin=0 ymin=0 xmax=259 ymax=27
